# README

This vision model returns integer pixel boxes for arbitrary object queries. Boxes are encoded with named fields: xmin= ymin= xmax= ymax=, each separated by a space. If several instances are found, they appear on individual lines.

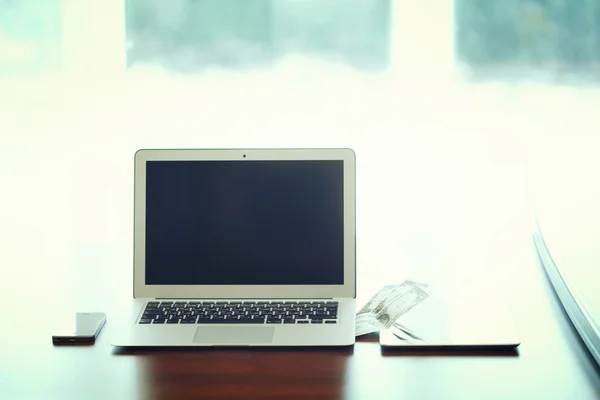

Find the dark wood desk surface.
xmin=2 ymin=245 xmax=600 ymax=400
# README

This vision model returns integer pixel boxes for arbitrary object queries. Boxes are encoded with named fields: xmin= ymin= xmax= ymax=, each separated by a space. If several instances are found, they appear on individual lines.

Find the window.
xmin=456 ymin=0 xmax=600 ymax=82
xmin=126 ymin=0 xmax=392 ymax=72
xmin=0 ymin=0 xmax=62 ymax=75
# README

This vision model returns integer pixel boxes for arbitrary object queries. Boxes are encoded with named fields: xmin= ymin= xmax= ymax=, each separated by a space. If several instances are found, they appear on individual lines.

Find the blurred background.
xmin=1 ymin=0 xmax=599 ymax=317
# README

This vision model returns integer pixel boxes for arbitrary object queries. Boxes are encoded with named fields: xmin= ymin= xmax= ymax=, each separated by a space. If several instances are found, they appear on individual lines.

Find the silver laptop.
xmin=111 ymin=148 xmax=356 ymax=347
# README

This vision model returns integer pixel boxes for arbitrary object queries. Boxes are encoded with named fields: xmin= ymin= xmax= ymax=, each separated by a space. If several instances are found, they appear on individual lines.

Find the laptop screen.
xmin=144 ymin=160 xmax=344 ymax=285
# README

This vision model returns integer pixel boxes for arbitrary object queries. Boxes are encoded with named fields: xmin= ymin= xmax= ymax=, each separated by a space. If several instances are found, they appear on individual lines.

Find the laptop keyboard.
xmin=139 ymin=300 xmax=339 ymax=325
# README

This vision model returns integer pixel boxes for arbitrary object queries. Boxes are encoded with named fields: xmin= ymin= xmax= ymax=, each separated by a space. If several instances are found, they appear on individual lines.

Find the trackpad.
xmin=193 ymin=326 xmax=275 ymax=344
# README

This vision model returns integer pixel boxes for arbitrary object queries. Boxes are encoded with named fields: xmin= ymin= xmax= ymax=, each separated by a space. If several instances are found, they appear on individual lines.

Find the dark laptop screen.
xmin=144 ymin=160 xmax=344 ymax=285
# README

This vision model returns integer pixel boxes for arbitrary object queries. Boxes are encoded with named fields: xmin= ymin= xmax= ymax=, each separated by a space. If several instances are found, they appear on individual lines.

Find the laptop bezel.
xmin=133 ymin=148 xmax=356 ymax=299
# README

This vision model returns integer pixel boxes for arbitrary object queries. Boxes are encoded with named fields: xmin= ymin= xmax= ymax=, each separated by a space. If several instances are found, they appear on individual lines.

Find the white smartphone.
xmin=52 ymin=312 xmax=107 ymax=344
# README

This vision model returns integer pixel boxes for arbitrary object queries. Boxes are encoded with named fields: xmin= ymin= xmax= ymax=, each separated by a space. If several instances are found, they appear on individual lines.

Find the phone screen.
xmin=52 ymin=313 xmax=106 ymax=343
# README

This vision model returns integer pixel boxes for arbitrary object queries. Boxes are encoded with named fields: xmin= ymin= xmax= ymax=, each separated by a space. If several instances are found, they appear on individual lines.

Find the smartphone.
xmin=52 ymin=312 xmax=107 ymax=344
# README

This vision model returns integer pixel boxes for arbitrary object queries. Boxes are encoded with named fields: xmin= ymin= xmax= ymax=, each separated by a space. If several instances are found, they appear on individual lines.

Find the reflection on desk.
xmin=115 ymin=347 xmax=352 ymax=399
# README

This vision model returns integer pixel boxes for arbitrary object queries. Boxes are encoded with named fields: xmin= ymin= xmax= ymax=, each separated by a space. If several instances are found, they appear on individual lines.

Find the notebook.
xmin=111 ymin=148 xmax=356 ymax=346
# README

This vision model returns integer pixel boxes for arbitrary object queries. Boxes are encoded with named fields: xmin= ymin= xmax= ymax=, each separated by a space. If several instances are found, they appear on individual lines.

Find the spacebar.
xmin=197 ymin=318 xmax=265 ymax=324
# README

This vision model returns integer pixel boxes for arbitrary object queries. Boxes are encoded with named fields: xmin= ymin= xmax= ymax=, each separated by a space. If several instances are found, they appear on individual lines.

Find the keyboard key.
xmin=180 ymin=320 xmax=196 ymax=324
xmin=248 ymin=312 xmax=261 ymax=317
xmin=142 ymin=312 xmax=161 ymax=319
xmin=166 ymin=319 xmax=179 ymax=324
xmin=139 ymin=319 xmax=152 ymax=324
xmin=197 ymin=317 xmax=213 ymax=324
xmin=238 ymin=318 xmax=264 ymax=324
xmin=188 ymin=301 xmax=201 ymax=305
xmin=147 ymin=302 xmax=160 ymax=307
xmin=297 ymin=320 xmax=310 ymax=324
xmin=283 ymin=319 xmax=295 ymax=324
xmin=325 ymin=320 xmax=337 ymax=324
xmin=311 ymin=320 xmax=324 ymax=324
xmin=219 ymin=319 xmax=247 ymax=324
xmin=284 ymin=301 xmax=298 ymax=304
xmin=153 ymin=319 xmax=166 ymax=324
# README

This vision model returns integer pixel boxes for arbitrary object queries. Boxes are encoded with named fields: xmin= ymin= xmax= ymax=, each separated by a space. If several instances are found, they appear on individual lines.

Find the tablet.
xmin=380 ymin=301 xmax=520 ymax=349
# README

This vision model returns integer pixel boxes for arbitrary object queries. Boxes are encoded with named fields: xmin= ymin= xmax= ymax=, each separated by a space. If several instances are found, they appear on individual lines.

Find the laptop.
xmin=111 ymin=148 xmax=357 ymax=347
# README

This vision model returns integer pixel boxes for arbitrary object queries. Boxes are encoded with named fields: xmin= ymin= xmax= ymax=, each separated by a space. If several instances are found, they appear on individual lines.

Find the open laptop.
xmin=111 ymin=148 xmax=356 ymax=347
